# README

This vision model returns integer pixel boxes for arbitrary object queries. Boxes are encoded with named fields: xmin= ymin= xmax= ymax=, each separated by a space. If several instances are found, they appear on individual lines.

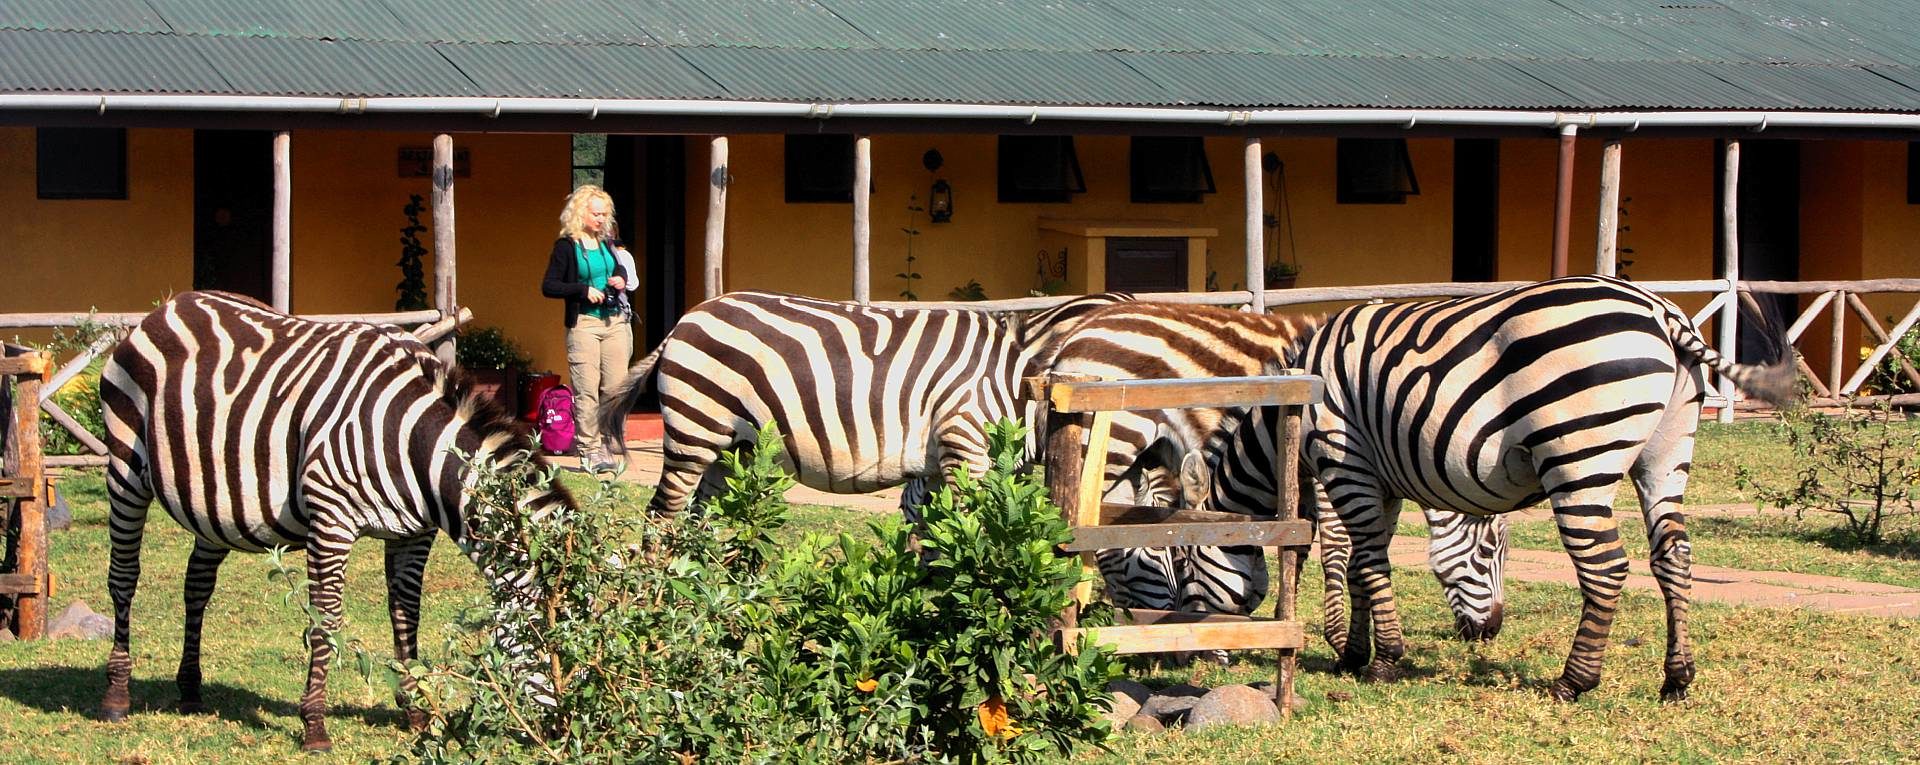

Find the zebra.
xmin=1177 ymin=275 xmax=1796 ymax=701
xmin=1044 ymin=302 xmax=1509 ymax=651
xmin=597 ymin=291 xmax=1129 ymax=516
xmin=97 ymin=291 xmax=574 ymax=752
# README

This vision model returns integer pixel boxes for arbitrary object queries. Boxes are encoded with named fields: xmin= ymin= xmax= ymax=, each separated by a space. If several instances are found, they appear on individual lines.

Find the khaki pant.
xmin=565 ymin=314 xmax=633 ymax=456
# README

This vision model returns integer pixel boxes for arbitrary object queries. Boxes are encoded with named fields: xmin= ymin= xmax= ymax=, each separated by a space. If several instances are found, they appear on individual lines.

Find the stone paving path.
xmin=606 ymin=440 xmax=1920 ymax=619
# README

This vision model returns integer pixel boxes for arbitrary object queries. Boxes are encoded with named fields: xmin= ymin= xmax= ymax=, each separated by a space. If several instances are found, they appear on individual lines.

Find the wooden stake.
xmin=1596 ymin=139 xmax=1622 ymax=276
xmin=271 ymin=131 xmax=291 ymax=312
xmin=853 ymin=135 xmax=872 ymax=304
xmin=432 ymin=134 xmax=458 ymax=366
xmin=705 ymin=136 xmax=728 ymax=300
xmin=1718 ymin=139 xmax=1740 ymax=423
xmin=9 ymin=352 xmax=48 ymax=639
xmin=1245 ymin=138 xmax=1265 ymax=313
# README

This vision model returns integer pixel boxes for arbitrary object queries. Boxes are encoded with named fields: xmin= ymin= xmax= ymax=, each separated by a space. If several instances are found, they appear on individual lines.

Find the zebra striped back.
xmin=601 ymin=291 xmax=1130 ymax=515
xmin=1189 ymin=275 xmax=1793 ymax=700
xmin=97 ymin=290 xmax=570 ymax=750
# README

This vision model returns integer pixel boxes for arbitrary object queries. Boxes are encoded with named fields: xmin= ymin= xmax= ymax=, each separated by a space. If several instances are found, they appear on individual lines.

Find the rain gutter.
xmin=3 ymin=95 xmax=1919 ymax=131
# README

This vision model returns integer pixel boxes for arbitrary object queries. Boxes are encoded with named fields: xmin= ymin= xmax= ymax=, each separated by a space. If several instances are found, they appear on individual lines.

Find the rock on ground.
xmin=46 ymin=600 xmax=111 ymax=641
xmin=1185 ymin=684 xmax=1280 ymax=729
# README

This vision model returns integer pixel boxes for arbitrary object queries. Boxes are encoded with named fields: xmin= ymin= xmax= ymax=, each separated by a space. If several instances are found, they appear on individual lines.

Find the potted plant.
xmin=1264 ymin=260 xmax=1301 ymax=290
xmin=455 ymin=325 xmax=532 ymax=413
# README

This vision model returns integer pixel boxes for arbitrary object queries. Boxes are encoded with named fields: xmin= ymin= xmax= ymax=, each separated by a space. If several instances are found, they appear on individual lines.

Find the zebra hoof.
xmin=177 ymin=700 xmax=207 ymax=715
xmin=301 ymin=736 xmax=333 ymax=754
xmin=100 ymin=704 xmax=130 ymax=723
xmin=1659 ymin=680 xmax=1690 ymax=703
xmin=1548 ymin=679 xmax=1584 ymax=702
xmin=405 ymin=708 xmax=431 ymax=732
xmin=1362 ymin=660 xmax=1403 ymax=683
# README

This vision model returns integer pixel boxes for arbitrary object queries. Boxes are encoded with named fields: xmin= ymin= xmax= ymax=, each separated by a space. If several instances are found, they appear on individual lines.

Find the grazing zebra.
xmin=597 ymin=291 xmax=1129 ymax=516
xmin=98 ymin=291 xmax=573 ymax=752
xmin=1179 ymin=275 xmax=1795 ymax=701
xmin=1046 ymin=302 xmax=1509 ymax=648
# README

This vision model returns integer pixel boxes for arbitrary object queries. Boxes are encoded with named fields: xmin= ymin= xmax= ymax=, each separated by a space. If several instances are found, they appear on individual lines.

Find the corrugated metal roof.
xmin=613 ymin=0 xmax=877 ymax=49
xmin=143 ymin=0 xmax=413 ymax=42
xmin=679 ymin=47 xmax=1165 ymax=104
xmin=2 ymin=1 xmax=1920 ymax=112
xmin=1116 ymin=53 xmax=1574 ymax=108
xmin=0 ymin=0 xmax=172 ymax=34
xmin=436 ymin=43 xmax=722 ymax=99
xmin=379 ymin=0 xmax=652 ymax=45
xmin=0 ymin=29 xmax=231 ymax=93
xmin=183 ymin=36 xmax=472 ymax=97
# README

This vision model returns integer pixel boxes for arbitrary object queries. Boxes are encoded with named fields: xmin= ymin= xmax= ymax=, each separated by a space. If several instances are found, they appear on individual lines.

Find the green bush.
xmin=40 ymin=359 xmax=105 ymax=457
xmin=400 ymin=420 xmax=1115 ymax=764
xmin=454 ymin=326 xmax=532 ymax=371
xmin=1736 ymin=401 xmax=1920 ymax=546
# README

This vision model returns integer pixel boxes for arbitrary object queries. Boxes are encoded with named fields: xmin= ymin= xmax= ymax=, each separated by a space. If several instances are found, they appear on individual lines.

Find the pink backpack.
xmin=537 ymin=384 xmax=576 ymax=455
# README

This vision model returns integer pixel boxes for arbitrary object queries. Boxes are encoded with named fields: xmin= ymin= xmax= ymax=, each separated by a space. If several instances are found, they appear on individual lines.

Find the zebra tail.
xmin=1664 ymin=311 xmax=1798 ymax=407
xmin=598 ymin=344 xmax=663 ymax=456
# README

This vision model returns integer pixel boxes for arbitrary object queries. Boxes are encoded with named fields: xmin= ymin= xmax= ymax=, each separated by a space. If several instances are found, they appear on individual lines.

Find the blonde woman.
xmin=540 ymin=184 xmax=633 ymax=472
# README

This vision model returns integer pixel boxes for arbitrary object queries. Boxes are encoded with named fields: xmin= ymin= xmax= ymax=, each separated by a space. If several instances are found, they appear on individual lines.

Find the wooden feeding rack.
xmin=1028 ymin=372 xmax=1322 ymax=717
xmin=1 ymin=344 xmax=52 ymax=640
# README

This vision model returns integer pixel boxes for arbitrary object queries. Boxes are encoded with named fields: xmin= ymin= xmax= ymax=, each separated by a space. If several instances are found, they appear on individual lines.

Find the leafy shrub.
xmin=1861 ymin=324 xmax=1920 ymax=396
xmin=454 ymin=326 xmax=532 ymax=371
xmin=400 ymin=420 xmax=1115 ymax=764
xmin=1736 ymin=401 xmax=1920 ymax=546
xmin=40 ymin=360 xmax=105 ymax=456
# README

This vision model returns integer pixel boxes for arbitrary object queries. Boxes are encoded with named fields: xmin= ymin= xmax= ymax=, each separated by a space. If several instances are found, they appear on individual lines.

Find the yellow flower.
xmin=855 ymin=678 xmax=878 ymax=693
xmin=977 ymin=696 xmax=1023 ymax=739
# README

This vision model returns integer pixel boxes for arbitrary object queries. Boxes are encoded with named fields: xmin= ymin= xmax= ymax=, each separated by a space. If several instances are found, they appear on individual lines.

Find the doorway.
xmin=1716 ymin=139 xmax=1799 ymax=363
xmin=193 ymin=130 xmax=274 ymax=301
xmin=1451 ymin=139 xmax=1499 ymax=282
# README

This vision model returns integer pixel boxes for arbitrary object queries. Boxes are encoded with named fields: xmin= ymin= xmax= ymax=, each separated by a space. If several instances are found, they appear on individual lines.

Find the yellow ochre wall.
xmin=287 ymin=130 xmax=573 ymax=375
xmin=0 ymin=127 xmax=196 ymax=313
xmin=696 ymin=134 xmax=1459 ymax=302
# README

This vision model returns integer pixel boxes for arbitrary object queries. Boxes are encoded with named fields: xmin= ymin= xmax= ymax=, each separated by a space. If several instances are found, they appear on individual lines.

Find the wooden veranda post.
xmin=705 ymin=136 xmax=728 ymax=300
xmin=1596 ymin=139 xmax=1622 ymax=276
xmin=853 ymin=135 xmax=872 ymax=304
xmin=2 ymin=347 xmax=51 ymax=640
xmin=432 ymin=134 xmax=458 ymax=365
xmin=1245 ymin=138 xmax=1266 ymax=313
xmin=1034 ymin=373 xmax=1322 ymax=718
xmin=271 ymin=131 xmax=291 ymax=312
xmin=1718 ymin=139 xmax=1740 ymax=423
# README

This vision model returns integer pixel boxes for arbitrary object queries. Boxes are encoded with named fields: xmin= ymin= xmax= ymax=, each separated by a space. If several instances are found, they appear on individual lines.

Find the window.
xmin=1129 ymin=136 xmax=1214 ymax=203
xmin=785 ymin=134 xmax=856 ymax=203
xmin=1337 ymin=138 xmax=1420 ymax=204
xmin=37 ymin=127 xmax=126 ymax=199
xmin=1909 ymin=141 xmax=1919 ymax=204
xmin=998 ymin=135 xmax=1085 ymax=202
xmin=572 ymin=133 xmax=607 ymax=188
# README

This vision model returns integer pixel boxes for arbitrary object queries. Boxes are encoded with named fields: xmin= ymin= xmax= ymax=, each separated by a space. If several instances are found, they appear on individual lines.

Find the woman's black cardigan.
xmin=540 ymin=236 xmax=630 ymax=329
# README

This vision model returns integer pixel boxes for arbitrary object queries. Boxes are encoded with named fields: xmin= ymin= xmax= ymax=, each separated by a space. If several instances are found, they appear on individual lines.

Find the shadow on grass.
xmin=0 ymin=665 xmax=405 ymax=733
xmin=1690 ymin=514 xmax=1920 ymax=560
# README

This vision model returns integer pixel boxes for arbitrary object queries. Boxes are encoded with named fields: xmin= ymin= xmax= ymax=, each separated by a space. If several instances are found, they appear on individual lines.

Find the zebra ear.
xmin=1178 ymin=451 xmax=1211 ymax=509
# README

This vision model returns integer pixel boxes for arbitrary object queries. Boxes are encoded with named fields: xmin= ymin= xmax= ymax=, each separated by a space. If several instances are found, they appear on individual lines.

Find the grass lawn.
xmin=4 ymin=421 xmax=1919 ymax=762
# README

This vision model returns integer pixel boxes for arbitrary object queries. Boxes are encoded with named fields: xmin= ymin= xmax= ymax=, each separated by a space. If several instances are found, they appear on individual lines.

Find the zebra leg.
xmin=651 ymin=437 xmax=725 ymax=515
xmin=1544 ymin=480 xmax=1631 ymax=703
xmin=1633 ymin=403 xmax=1703 ymax=702
xmin=100 ymin=457 xmax=154 ymax=723
xmin=298 ymin=526 xmax=354 ymax=752
xmin=385 ymin=536 xmax=434 ymax=731
xmin=1315 ymin=487 xmax=1371 ymax=669
xmin=175 ymin=540 xmax=230 ymax=714
xmin=1342 ymin=493 xmax=1408 ymax=682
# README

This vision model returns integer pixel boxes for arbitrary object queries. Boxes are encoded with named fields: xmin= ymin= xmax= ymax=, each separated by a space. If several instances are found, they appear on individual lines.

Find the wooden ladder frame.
xmin=0 ymin=345 xmax=52 ymax=640
xmin=1029 ymin=372 xmax=1322 ymax=717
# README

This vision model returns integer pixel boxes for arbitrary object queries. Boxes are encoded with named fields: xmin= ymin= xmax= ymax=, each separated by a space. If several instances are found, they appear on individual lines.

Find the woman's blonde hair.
xmin=557 ymin=184 xmax=614 ymax=239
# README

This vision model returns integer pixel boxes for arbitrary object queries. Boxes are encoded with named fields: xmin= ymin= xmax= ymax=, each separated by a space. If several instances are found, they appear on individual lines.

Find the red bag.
xmin=519 ymin=372 xmax=562 ymax=422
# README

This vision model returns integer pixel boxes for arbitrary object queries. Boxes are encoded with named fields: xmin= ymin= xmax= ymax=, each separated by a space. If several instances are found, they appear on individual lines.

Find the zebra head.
xmin=1423 ymin=508 xmax=1508 ymax=642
